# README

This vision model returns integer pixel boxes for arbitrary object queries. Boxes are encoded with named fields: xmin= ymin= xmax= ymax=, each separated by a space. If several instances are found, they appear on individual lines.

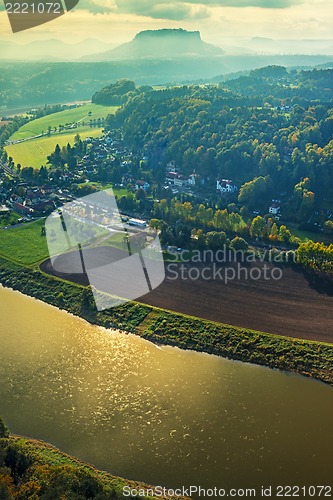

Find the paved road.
xmin=7 ymin=116 xmax=90 ymax=145
xmin=8 ymin=133 xmax=44 ymax=145
xmin=0 ymin=217 xmax=44 ymax=230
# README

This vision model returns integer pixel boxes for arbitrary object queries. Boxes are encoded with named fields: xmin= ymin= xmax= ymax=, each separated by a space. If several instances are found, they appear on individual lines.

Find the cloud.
xmin=148 ymin=3 xmax=209 ymax=20
xmin=77 ymin=0 xmax=302 ymax=18
xmin=112 ymin=0 xmax=209 ymax=20
xmin=183 ymin=0 xmax=300 ymax=6
xmin=76 ymin=0 xmax=117 ymax=14
xmin=112 ymin=0 xmax=302 ymax=20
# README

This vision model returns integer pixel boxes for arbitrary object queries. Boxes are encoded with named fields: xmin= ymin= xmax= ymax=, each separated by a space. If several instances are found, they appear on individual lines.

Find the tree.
xmin=149 ymin=219 xmax=166 ymax=231
xmin=78 ymin=474 xmax=103 ymax=497
xmin=279 ymin=225 xmax=292 ymax=243
xmin=174 ymin=224 xmax=191 ymax=247
xmin=21 ymin=167 xmax=34 ymax=180
xmin=238 ymin=176 xmax=272 ymax=211
xmin=324 ymin=221 xmax=333 ymax=234
xmin=16 ymin=186 xmax=26 ymax=198
xmin=250 ymin=216 xmax=267 ymax=238
xmin=5 ymin=444 xmax=32 ymax=482
xmin=230 ymin=236 xmax=249 ymax=251
xmin=74 ymin=133 xmax=81 ymax=147
xmin=213 ymin=209 xmax=229 ymax=231
xmin=257 ymin=143 xmax=280 ymax=178
xmin=0 ymin=417 xmax=9 ymax=438
xmin=47 ymin=144 xmax=63 ymax=168
xmin=135 ymin=188 xmax=146 ymax=201
xmin=38 ymin=166 xmax=48 ymax=183
xmin=206 ymin=231 xmax=228 ymax=250
xmin=269 ymin=222 xmax=279 ymax=240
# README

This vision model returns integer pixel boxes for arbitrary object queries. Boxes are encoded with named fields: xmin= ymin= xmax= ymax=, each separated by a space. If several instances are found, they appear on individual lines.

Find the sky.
xmin=0 ymin=0 xmax=333 ymax=47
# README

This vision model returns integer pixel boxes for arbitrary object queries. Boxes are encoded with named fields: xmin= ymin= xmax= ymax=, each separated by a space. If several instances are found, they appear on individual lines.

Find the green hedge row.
xmin=141 ymin=313 xmax=333 ymax=385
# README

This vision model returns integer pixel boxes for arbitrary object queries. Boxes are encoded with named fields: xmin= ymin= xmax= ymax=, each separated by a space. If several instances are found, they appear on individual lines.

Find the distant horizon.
xmin=2 ymin=27 xmax=333 ymax=62
xmin=1 ymin=0 xmax=333 ymax=57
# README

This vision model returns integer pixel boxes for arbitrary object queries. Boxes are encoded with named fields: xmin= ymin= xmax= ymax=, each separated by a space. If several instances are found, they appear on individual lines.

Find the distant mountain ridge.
xmin=0 ymin=38 xmax=111 ymax=61
xmin=82 ymin=28 xmax=224 ymax=62
xmin=249 ymin=36 xmax=333 ymax=55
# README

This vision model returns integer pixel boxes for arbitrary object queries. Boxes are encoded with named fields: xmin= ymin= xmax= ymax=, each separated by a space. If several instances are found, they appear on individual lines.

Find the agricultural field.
xmin=10 ymin=103 xmax=118 ymax=141
xmin=6 ymin=127 xmax=102 ymax=169
xmin=0 ymin=219 xmax=48 ymax=265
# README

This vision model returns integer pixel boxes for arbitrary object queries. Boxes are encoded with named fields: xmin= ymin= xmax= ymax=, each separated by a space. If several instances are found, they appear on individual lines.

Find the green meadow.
xmin=6 ymin=128 xmax=102 ymax=169
xmin=81 ymin=182 xmax=130 ymax=198
xmin=289 ymin=225 xmax=333 ymax=244
xmin=5 ymin=102 xmax=118 ymax=169
xmin=0 ymin=219 xmax=48 ymax=265
xmin=10 ymin=103 xmax=118 ymax=141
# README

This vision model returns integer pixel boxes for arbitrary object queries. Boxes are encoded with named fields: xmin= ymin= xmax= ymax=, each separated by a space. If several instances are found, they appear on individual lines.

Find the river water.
xmin=0 ymin=285 xmax=332 ymax=495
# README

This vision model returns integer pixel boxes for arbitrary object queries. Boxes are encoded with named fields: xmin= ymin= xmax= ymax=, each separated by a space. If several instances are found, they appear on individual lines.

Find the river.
xmin=0 ymin=285 xmax=332 ymax=495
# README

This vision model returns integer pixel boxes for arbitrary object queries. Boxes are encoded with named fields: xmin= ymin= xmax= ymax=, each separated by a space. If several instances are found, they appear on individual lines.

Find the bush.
xmin=230 ymin=236 xmax=249 ymax=251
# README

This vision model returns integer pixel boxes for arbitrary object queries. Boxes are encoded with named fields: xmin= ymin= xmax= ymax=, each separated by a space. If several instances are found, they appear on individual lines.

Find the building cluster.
xmin=78 ymin=133 xmax=129 ymax=175
xmin=77 ymin=133 xmax=149 ymax=194
xmin=163 ymin=161 xmax=198 ymax=194
xmin=2 ymin=124 xmax=282 ymax=236
xmin=0 ymin=182 xmax=73 ymax=219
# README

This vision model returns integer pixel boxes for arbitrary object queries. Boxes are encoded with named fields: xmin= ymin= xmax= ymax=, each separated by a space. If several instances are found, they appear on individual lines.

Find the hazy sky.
xmin=0 ymin=0 xmax=332 ymax=46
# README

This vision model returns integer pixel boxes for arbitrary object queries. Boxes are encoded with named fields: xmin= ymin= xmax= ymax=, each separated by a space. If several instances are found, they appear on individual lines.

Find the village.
xmin=0 ymin=129 xmax=253 ymax=227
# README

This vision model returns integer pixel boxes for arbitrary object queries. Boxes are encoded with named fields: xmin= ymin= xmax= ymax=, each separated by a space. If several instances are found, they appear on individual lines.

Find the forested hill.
xmin=92 ymin=80 xmax=152 ymax=106
xmin=223 ymin=66 xmax=333 ymax=101
xmin=107 ymin=67 xmax=333 ymax=218
xmin=1 ymin=57 xmax=333 ymax=109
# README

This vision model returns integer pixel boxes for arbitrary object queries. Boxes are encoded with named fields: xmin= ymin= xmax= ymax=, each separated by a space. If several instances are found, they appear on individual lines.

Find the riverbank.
xmin=0 ymin=257 xmax=332 ymax=386
xmin=0 ymin=423 xmax=189 ymax=499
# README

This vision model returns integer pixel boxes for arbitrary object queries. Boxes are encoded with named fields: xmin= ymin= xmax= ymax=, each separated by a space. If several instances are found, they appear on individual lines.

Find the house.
xmin=13 ymin=202 xmax=34 ymax=216
xmin=269 ymin=201 xmax=281 ymax=216
xmin=166 ymin=172 xmax=178 ymax=184
xmin=216 ymin=179 xmax=238 ymax=194
xmin=26 ymin=189 xmax=43 ymax=205
xmin=166 ymin=160 xmax=177 ymax=172
xmin=174 ymin=175 xmax=187 ymax=187
xmin=33 ymin=200 xmax=54 ymax=215
xmin=166 ymin=172 xmax=188 ymax=188
xmin=135 ymin=180 xmax=150 ymax=191
xmin=0 ymin=205 xmax=9 ymax=214
xmin=188 ymin=174 xmax=197 ymax=186
xmin=9 ymin=193 xmax=21 ymax=204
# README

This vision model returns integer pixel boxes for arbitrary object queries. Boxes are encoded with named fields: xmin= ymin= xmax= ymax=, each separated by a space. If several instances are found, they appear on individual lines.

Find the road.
xmin=8 ymin=133 xmax=44 ymax=145
xmin=7 ymin=114 xmax=90 ymax=145
xmin=0 ymin=159 xmax=17 ymax=177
